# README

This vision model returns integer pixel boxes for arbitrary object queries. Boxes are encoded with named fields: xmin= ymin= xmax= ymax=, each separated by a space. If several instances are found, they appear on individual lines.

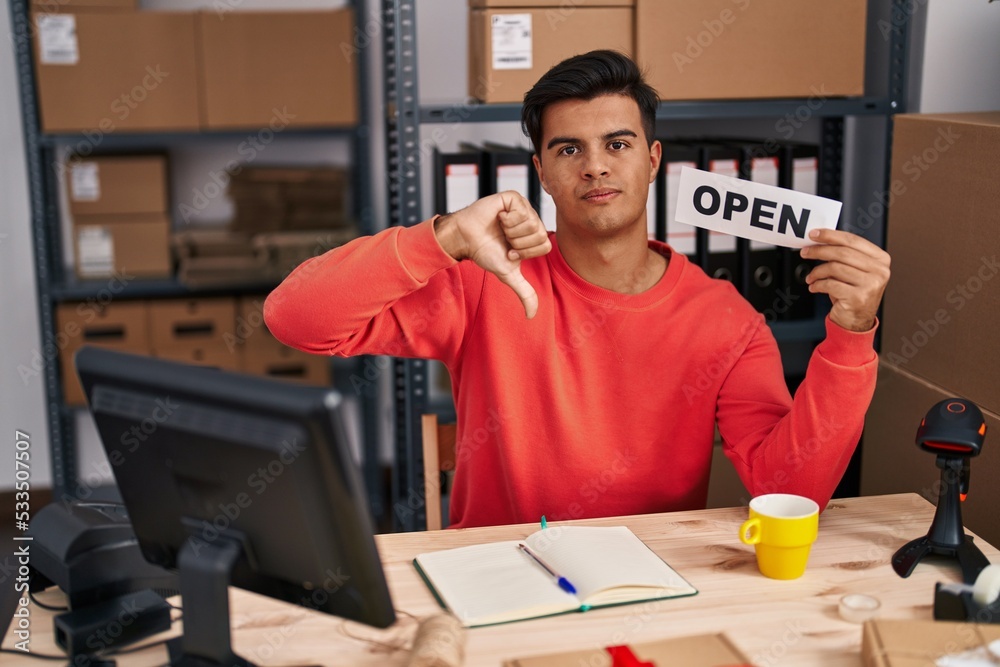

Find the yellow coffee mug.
xmin=739 ymin=493 xmax=819 ymax=580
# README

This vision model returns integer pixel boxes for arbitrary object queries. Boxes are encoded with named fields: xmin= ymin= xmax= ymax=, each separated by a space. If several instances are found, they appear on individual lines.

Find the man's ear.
xmin=532 ymin=154 xmax=551 ymax=195
xmin=648 ymin=140 xmax=663 ymax=184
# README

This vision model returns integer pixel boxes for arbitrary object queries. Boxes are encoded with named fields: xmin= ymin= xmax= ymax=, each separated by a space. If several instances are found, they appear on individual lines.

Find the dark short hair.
xmin=521 ymin=50 xmax=659 ymax=155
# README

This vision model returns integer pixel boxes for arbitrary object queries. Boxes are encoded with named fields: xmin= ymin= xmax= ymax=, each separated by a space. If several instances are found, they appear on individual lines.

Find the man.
xmin=265 ymin=51 xmax=890 ymax=529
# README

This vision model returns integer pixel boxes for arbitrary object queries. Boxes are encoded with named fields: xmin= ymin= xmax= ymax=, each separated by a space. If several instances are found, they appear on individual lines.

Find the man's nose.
xmin=582 ymin=154 xmax=610 ymax=179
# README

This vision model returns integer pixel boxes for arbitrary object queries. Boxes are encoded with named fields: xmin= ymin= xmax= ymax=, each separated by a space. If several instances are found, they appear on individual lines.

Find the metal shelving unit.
xmin=384 ymin=0 xmax=914 ymax=531
xmin=11 ymin=0 xmax=385 ymax=522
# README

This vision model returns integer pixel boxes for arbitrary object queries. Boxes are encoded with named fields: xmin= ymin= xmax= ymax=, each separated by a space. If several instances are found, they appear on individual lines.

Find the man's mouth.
xmin=582 ymin=188 xmax=620 ymax=203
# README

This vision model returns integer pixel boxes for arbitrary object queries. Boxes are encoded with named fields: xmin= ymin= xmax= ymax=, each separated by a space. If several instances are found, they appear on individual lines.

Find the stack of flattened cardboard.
xmin=252 ymin=228 xmax=359 ymax=280
xmin=228 ymin=166 xmax=352 ymax=233
xmin=172 ymin=228 xmax=268 ymax=288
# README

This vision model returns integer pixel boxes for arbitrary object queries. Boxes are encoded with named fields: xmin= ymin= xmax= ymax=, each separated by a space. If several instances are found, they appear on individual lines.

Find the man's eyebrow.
xmin=546 ymin=136 xmax=579 ymax=150
xmin=604 ymin=129 xmax=638 ymax=141
xmin=545 ymin=129 xmax=638 ymax=150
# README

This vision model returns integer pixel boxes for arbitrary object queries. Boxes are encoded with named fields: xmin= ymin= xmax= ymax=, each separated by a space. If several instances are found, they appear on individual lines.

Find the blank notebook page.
xmin=525 ymin=526 xmax=694 ymax=603
xmin=415 ymin=541 xmax=577 ymax=624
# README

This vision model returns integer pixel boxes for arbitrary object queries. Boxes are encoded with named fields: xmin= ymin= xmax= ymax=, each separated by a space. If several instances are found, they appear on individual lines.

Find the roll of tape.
xmin=973 ymin=564 xmax=1000 ymax=607
xmin=839 ymin=594 xmax=881 ymax=623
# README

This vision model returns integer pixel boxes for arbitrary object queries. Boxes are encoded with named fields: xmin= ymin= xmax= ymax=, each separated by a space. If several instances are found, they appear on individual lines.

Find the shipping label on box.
xmin=492 ymin=13 xmax=532 ymax=70
xmin=76 ymin=227 xmax=115 ymax=277
xmin=36 ymin=14 xmax=79 ymax=65
xmin=70 ymin=162 xmax=100 ymax=202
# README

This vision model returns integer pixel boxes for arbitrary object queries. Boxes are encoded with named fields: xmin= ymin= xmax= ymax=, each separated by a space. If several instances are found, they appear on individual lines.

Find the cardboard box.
xmin=198 ymin=10 xmax=358 ymax=129
xmin=73 ymin=214 xmax=172 ymax=279
xmin=55 ymin=300 xmax=149 ymax=405
xmin=882 ymin=112 xmax=1000 ymax=415
xmin=148 ymin=297 xmax=236 ymax=352
xmin=469 ymin=7 xmax=634 ymax=104
xmin=32 ymin=0 xmax=136 ymax=11
xmin=471 ymin=0 xmax=632 ymax=5
xmin=503 ymin=632 xmax=751 ymax=666
xmin=32 ymin=12 xmax=200 ymax=133
xmin=234 ymin=296 xmax=330 ymax=386
xmin=242 ymin=345 xmax=331 ymax=386
xmin=636 ymin=0 xmax=867 ymax=101
xmin=176 ymin=255 xmax=271 ymax=289
xmin=153 ymin=344 xmax=242 ymax=372
xmin=861 ymin=361 xmax=1000 ymax=548
xmin=862 ymin=619 xmax=1000 ymax=666
xmin=234 ymin=295 xmax=278 ymax=350
xmin=67 ymin=155 xmax=168 ymax=216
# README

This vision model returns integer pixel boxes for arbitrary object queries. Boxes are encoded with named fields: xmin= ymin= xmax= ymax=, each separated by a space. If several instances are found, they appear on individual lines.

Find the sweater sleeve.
xmin=263 ymin=219 xmax=478 ymax=363
xmin=716 ymin=315 xmax=878 ymax=510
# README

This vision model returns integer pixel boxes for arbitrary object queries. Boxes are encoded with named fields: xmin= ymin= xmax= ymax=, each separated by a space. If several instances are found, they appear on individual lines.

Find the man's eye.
xmin=561 ymin=146 xmax=579 ymax=156
xmin=610 ymin=141 xmax=627 ymax=150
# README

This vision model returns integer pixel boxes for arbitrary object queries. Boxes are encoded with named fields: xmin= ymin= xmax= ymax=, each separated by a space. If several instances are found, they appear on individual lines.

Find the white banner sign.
xmin=674 ymin=166 xmax=842 ymax=249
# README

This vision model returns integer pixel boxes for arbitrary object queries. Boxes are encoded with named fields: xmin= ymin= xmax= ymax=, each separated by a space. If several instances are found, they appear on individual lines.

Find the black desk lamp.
xmin=892 ymin=398 xmax=991 ymax=585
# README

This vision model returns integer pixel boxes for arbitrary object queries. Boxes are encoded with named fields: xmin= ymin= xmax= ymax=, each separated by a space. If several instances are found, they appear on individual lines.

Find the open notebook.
xmin=413 ymin=526 xmax=697 ymax=627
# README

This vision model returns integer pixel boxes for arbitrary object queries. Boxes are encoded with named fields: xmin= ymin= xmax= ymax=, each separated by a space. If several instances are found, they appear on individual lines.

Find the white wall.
xmin=919 ymin=0 xmax=1000 ymax=113
xmin=1 ymin=1 xmax=53 ymax=490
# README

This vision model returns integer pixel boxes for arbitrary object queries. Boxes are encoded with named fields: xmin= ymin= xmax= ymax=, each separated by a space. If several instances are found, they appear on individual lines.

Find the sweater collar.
xmin=545 ymin=233 xmax=686 ymax=310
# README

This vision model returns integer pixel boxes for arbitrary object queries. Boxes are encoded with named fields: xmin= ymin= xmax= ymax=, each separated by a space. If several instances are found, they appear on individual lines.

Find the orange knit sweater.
xmin=264 ymin=220 xmax=878 ymax=528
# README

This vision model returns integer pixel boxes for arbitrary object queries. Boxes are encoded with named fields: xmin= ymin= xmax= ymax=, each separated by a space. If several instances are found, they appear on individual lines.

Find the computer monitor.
xmin=75 ymin=346 xmax=395 ymax=667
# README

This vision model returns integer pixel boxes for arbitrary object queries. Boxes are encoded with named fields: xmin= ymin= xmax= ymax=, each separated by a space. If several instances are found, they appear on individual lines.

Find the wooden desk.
xmin=4 ymin=494 xmax=997 ymax=666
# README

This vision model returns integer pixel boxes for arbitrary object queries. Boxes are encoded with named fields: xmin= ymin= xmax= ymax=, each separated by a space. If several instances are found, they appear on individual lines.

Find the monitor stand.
xmin=167 ymin=537 xmax=252 ymax=667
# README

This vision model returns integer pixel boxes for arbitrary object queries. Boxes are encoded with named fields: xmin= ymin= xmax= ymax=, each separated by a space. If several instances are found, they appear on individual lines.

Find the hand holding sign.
xmin=674 ymin=166 xmax=889 ymax=332
xmin=801 ymin=228 xmax=891 ymax=332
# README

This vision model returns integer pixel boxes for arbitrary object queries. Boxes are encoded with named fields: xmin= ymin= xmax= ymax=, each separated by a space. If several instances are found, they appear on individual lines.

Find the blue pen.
xmin=518 ymin=543 xmax=577 ymax=595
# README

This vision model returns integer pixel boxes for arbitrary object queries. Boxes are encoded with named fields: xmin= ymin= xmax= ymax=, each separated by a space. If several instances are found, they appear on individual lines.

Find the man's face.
xmin=533 ymin=94 xmax=661 ymax=238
